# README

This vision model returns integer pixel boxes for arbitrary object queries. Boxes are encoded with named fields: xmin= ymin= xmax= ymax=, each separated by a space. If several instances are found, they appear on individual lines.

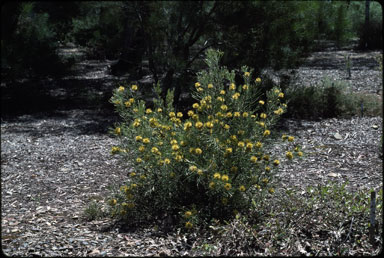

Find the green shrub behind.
xmin=108 ymin=49 xmax=299 ymax=229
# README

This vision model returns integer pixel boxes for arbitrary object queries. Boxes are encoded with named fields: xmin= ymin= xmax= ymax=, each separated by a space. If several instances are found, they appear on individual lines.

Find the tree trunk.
xmin=364 ymin=0 xmax=371 ymax=49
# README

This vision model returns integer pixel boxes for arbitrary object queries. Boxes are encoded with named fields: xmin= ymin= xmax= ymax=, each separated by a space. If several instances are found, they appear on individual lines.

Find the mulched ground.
xmin=1 ymin=44 xmax=382 ymax=256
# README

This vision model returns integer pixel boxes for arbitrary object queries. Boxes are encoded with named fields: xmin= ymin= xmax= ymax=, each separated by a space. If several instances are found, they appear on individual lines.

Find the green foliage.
xmin=349 ymin=1 xmax=383 ymax=50
xmin=83 ymin=200 xmax=106 ymax=221
xmin=69 ymin=2 xmax=125 ymax=59
xmin=1 ymin=2 xmax=72 ymax=80
xmin=285 ymin=77 xmax=382 ymax=119
xmin=108 ymin=50 xmax=299 ymax=229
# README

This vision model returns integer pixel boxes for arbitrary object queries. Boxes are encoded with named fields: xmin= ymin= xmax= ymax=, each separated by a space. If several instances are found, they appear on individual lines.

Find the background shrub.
xmin=285 ymin=77 xmax=382 ymax=119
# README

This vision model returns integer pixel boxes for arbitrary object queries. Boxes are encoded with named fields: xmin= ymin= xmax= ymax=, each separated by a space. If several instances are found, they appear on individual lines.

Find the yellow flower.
xmin=133 ymin=120 xmax=141 ymax=127
xmin=229 ymin=83 xmax=236 ymax=90
xmin=195 ymin=82 xmax=201 ymax=88
xmin=142 ymin=138 xmax=150 ymax=144
xmin=263 ymin=154 xmax=270 ymax=161
xmin=131 ymin=84 xmax=138 ymax=91
xmin=220 ymin=90 xmax=226 ymax=95
xmin=225 ymin=147 xmax=233 ymax=154
xmin=250 ymin=156 xmax=258 ymax=163
xmin=129 ymin=98 xmax=135 ymax=104
xmin=136 ymin=157 xmax=143 ymax=163
xmin=195 ymin=121 xmax=203 ymax=129
xmin=197 ymin=87 xmax=203 ymax=92
xmin=217 ymin=96 xmax=225 ymax=102
xmin=242 ymin=84 xmax=249 ymax=90
xmin=262 ymin=178 xmax=269 ymax=184
xmin=184 ymin=121 xmax=192 ymax=130
xmin=185 ymin=221 xmax=193 ymax=229
xmin=220 ymin=105 xmax=228 ymax=111
xmin=298 ymin=151 xmax=303 ymax=157
xmin=255 ymin=77 xmax=261 ymax=83
xmin=263 ymin=130 xmax=271 ymax=137
xmin=273 ymin=159 xmax=280 ymax=166
xmin=176 ymin=112 xmax=183 ymax=118
xmin=118 ymin=86 xmax=125 ymax=92
xmin=184 ymin=211 xmax=192 ymax=218
xmin=135 ymin=135 xmax=143 ymax=142
xmin=269 ymin=188 xmax=275 ymax=194
xmin=259 ymin=100 xmax=264 ymax=105
xmin=213 ymin=172 xmax=221 ymax=179
xmin=224 ymin=183 xmax=232 ymax=190
xmin=146 ymin=108 xmax=152 ymax=114
xmin=115 ymin=127 xmax=121 ymax=135
xmin=189 ymin=165 xmax=197 ymax=172
xmin=242 ymin=112 xmax=249 ymax=118
xmin=286 ymin=151 xmax=293 ymax=160
xmin=164 ymin=158 xmax=171 ymax=165
xmin=282 ymin=134 xmax=287 ymax=141
xmin=157 ymin=108 xmax=163 ymax=113
xmin=244 ymin=72 xmax=250 ymax=77
xmin=246 ymin=142 xmax=253 ymax=150
xmin=169 ymin=112 xmax=176 ymax=118
xmin=175 ymin=154 xmax=183 ymax=162
xmin=221 ymin=174 xmax=229 ymax=181
xmin=194 ymin=148 xmax=202 ymax=155
xmin=232 ymin=92 xmax=240 ymax=99
xmin=151 ymin=147 xmax=159 ymax=154
xmin=288 ymin=136 xmax=294 ymax=142
xmin=209 ymin=181 xmax=215 ymax=189
xmin=172 ymin=144 xmax=180 ymax=151
xmin=238 ymin=141 xmax=245 ymax=148
xmin=124 ymin=101 xmax=131 ymax=107
xmin=265 ymin=166 xmax=271 ymax=172
xmin=224 ymin=124 xmax=230 ymax=130
xmin=260 ymin=113 xmax=267 ymax=119
xmin=239 ymin=185 xmax=246 ymax=192
xmin=234 ymin=112 xmax=240 ymax=117
xmin=274 ymin=108 xmax=284 ymax=115
xmin=192 ymin=103 xmax=199 ymax=109
xmin=130 ymin=172 xmax=136 ymax=177
xmin=138 ymin=146 xmax=145 ymax=152
xmin=208 ymin=83 xmax=214 ymax=88
xmin=255 ymin=142 xmax=263 ymax=148
xmin=110 ymin=199 xmax=117 ymax=205
xmin=278 ymin=92 xmax=284 ymax=98
xmin=111 ymin=146 xmax=120 ymax=154
xmin=197 ymin=169 xmax=203 ymax=175
xmin=204 ymin=121 xmax=214 ymax=129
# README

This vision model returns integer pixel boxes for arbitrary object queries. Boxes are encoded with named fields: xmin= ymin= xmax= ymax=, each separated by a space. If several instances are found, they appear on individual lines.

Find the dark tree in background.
xmin=1 ymin=1 xmax=382 ymax=97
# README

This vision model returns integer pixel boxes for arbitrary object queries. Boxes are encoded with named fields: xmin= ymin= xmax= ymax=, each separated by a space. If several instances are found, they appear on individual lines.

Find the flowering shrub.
xmin=108 ymin=49 xmax=299 ymax=229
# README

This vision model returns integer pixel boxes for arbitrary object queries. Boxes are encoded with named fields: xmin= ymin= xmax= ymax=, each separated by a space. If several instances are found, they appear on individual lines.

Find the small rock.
xmin=372 ymin=124 xmax=378 ymax=130
xmin=327 ymin=172 xmax=340 ymax=178
xmin=333 ymin=132 xmax=342 ymax=140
